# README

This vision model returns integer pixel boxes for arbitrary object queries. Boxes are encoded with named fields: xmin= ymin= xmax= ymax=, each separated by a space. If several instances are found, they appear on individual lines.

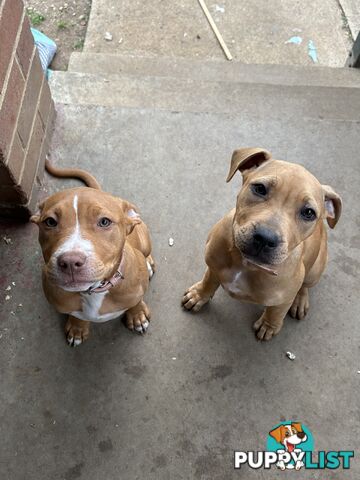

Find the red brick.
xmin=0 ymin=0 xmax=23 ymax=93
xmin=38 ymin=78 xmax=52 ymax=127
xmin=0 ymin=57 xmax=25 ymax=158
xmin=17 ymin=52 xmax=44 ymax=148
xmin=7 ymin=132 xmax=25 ymax=183
xmin=16 ymin=15 xmax=34 ymax=78
xmin=20 ymin=112 xmax=44 ymax=196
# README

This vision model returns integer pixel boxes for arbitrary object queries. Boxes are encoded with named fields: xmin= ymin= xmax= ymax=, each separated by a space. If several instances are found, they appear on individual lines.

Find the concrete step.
xmin=69 ymin=52 xmax=360 ymax=88
xmin=50 ymin=70 xmax=360 ymax=122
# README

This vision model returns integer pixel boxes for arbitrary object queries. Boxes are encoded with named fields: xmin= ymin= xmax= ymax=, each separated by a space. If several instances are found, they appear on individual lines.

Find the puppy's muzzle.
xmin=242 ymin=225 xmax=280 ymax=262
xmin=57 ymin=250 xmax=88 ymax=278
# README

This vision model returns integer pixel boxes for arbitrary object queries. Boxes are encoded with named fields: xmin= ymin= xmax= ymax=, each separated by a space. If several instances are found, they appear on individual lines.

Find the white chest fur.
xmin=221 ymin=268 xmax=251 ymax=299
xmin=71 ymin=291 xmax=126 ymax=323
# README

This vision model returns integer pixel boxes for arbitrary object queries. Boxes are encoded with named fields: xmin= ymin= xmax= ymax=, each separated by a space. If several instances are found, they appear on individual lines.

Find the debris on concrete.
xmin=18 ymin=303 xmax=23 ymax=308
xmin=5 ymin=285 xmax=11 ymax=291
xmin=3 ymin=236 xmax=12 ymax=245
xmin=285 ymin=36 xmax=302 ymax=45
xmin=5 ymin=295 xmax=11 ymax=301
xmin=308 ymin=40 xmax=318 ymax=62
xmin=214 ymin=4 xmax=225 ymax=13
xmin=198 ymin=0 xmax=233 ymax=61
xmin=286 ymin=351 xmax=296 ymax=361
xmin=104 ymin=31 xmax=113 ymax=41
xmin=12 ymin=282 xmax=15 ymax=286
xmin=118 ymin=37 xmax=123 ymax=44
xmin=168 ymin=237 xmax=174 ymax=246
xmin=172 ymin=357 xmax=177 ymax=360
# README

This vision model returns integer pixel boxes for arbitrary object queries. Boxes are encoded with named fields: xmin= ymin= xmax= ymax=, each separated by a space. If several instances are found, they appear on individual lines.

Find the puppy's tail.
xmin=45 ymin=159 xmax=101 ymax=190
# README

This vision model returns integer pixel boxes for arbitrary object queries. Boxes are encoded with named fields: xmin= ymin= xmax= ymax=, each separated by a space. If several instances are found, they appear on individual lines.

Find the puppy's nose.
xmin=297 ymin=431 xmax=306 ymax=439
xmin=57 ymin=251 xmax=87 ymax=272
xmin=252 ymin=226 xmax=279 ymax=251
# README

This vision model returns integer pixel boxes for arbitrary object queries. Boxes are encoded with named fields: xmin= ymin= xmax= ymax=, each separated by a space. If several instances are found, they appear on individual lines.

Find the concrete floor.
xmin=84 ymin=0 xmax=352 ymax=67
xmin=1 ymin=86 xmax=359 ymax=478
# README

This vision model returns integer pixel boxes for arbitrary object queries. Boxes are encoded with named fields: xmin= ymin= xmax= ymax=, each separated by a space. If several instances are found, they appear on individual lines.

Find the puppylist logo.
xmin=234 ymin=421 xmax=354 ymax=471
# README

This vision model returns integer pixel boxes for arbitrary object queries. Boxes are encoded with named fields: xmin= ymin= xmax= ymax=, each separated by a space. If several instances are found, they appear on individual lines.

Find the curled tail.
xmin=45 ymin=159 xmax=101 ymax=190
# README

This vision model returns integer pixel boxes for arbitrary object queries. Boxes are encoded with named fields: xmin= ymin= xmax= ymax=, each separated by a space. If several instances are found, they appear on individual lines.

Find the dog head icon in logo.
xmin=267 ymin=421 xmax=314 ymax=470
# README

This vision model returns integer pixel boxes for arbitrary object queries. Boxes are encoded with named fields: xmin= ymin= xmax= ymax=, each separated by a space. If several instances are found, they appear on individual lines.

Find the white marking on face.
xmin=52 ymin=194 xmax=94 ymax=261
xmin=70 ymin=290 xmax=126 ymax=323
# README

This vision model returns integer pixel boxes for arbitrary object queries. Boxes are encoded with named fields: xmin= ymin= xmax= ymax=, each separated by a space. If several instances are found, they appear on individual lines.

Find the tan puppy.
xmin=31 ymin=161 xmax=154 ymax=346
xmin=182 ymin=148 xmax=342 ymax=340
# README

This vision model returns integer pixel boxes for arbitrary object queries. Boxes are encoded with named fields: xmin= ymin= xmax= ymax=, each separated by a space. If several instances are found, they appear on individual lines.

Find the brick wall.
xmin=0 ymin=0 xmax=55 ymax=220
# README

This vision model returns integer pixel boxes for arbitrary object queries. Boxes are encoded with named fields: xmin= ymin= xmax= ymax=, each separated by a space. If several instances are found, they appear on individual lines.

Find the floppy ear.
xmin=322 ymin=185 xmax=342 ymax=229
xmin=29 ymin=202 xmax=44 ymax=225
xmin=226 ymin=147 xmax=272 ymax=182
xmin=119 ymin=199 xmax=142 ymax=235
xmin=292 ymin=422 xmax=303 ymax=433
xmin=269 ymin=425 xmax=285 ymax=444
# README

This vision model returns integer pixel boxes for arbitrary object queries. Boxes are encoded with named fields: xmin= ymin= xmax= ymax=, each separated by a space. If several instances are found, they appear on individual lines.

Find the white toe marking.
xmin=146 ymin=261 xmax=154 ymax=278
xmin=67 ymin=337 xmax=74 ymax=345
xmin=143 ymin=320 xmax=149 ymax=330
xmin=135 ymin=325 xmax=143 ymax=332
xmin=73 ymin=338 xmax=82 ymax=346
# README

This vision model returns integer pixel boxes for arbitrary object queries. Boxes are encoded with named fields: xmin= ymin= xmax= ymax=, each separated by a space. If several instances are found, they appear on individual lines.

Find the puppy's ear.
xmin=291 ymin=422 xmax=303 ymax=433
xmin=118 ymin=199 xmax=142 ymax=235
xmin=226 ymin=147 xmax=272 ymax=182
xmin=29 ymin=202 xmax=44 ymax=225
xmin=322 ymin=185 xmax=342 ymax=229
xmin=269 ymin=425 xmax=284 ymax=444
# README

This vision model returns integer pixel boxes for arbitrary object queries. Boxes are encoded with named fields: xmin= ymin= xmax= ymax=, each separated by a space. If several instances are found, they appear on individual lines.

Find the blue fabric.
xmin=30 ymin=28 xmax=57 ymax=74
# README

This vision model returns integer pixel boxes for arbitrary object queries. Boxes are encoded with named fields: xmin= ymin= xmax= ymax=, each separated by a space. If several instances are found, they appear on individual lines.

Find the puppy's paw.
xmin=290 ymin=288 xmax=309 ymax=320
xmin=146 ymin=255 xmax=155 ymax=280
xmin=126 ymin=301 xmax=151 ymax=334
xmin=253 ymin=316 xmax=282 ymax=341
xmin=65 ymin=316 xmax=90 ymax=347
xmin=182 ymin=283 xmax=210 ymax=312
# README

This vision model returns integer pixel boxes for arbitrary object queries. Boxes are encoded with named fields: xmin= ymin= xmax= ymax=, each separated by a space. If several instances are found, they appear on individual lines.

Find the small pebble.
xmin=5 ymin=295 xmax=11 ymax=301
xmin=104 ymin=32 xmax=113 ymax=41
xmin=286 ymin=351 xmax=296 ymax=361
xmin=5 ymin=286 xmax=11 ymax=291
xmin=168 ymin=237 xmax=174 ymax=246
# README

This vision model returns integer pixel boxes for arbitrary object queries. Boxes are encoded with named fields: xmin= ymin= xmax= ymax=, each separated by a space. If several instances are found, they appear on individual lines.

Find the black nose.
xmin=252 ymin=226 xmax=279 ymax=252
xmin=297 ymin=431 xmax=306 ymax=439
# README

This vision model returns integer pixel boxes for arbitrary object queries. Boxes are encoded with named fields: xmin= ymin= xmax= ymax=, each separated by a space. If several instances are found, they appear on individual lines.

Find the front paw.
xmin=182 ymin=283 xmax=211 ymax=312
xmin=253 ymin=316 xmax=282 ymax=341
xmin=65 ymin=317 xmax=90 ymax=347
xmin=290 ymin=288 xmax=309 ymax=320
xmin=126 ymin=301 xmax=151 ymax=334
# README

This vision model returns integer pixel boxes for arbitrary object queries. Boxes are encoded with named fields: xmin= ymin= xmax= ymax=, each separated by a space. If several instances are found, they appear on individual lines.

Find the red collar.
xmin=86 ymin=250 xmax=125 ymax=295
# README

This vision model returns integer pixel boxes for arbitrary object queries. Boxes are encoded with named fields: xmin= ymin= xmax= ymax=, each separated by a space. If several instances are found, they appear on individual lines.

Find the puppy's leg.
xmin=289 ymin=286 xmax=309 ymax=320
xmin=182 ymin=267 xmax=220 ymax=312
xmin=126 ymin=300 xmax=151 ymax=333
xmin=253 ymin=302 xmax=293 ymax=341
xmin=65 ymin=315 xmax=90 ymax=347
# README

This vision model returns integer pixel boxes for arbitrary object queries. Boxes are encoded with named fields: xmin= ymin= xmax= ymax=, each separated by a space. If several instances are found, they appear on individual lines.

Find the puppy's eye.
xmin=98 ymin=217 xmax=112 ymax=228
xmin=251 ymin=183 xmax=267 ymax=196
xmin=44 ymin=217 xmax=58 ymax=228
xmin=285 ymin=431 xmax=290 ymax=437
xmin=301 ymin=207 xmax=316 ymax=221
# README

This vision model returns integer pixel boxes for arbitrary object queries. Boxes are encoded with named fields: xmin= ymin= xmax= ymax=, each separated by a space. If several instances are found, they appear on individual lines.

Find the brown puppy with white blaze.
xmin=182 ymin=148 xmax=342 ymax=341
xmin=31 ymin=161 xmax=155 ymax=346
